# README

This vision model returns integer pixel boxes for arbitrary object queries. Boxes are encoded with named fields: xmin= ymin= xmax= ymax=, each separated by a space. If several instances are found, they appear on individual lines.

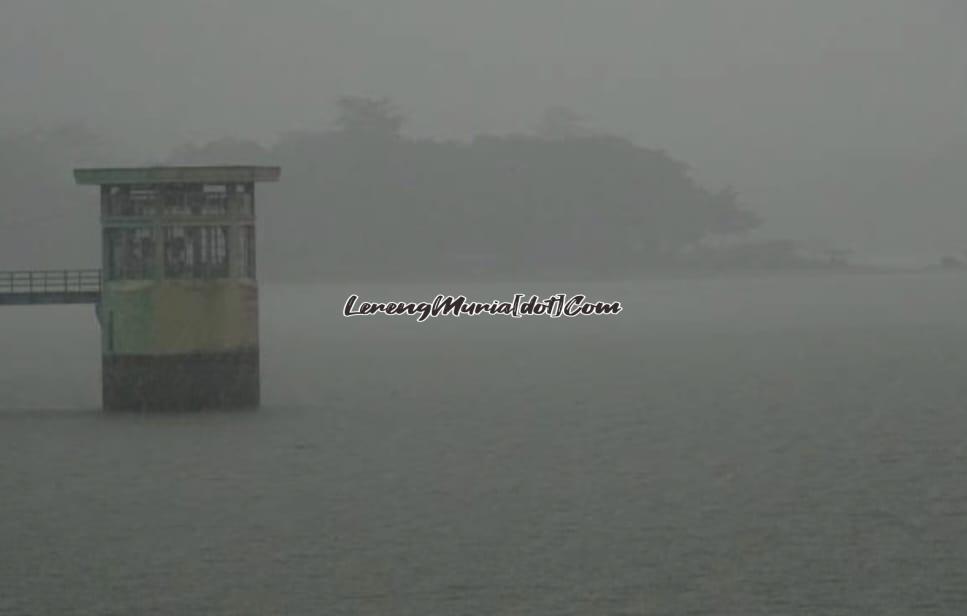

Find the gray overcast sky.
xmin=3 ymin=0 xmax=967 ymax=259
xmin=2 ymin=0 xmax=965 ymax=161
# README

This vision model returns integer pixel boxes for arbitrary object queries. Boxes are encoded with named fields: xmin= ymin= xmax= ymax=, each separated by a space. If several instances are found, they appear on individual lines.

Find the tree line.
xmin=2 ymin=98 xmax=762 ymax=280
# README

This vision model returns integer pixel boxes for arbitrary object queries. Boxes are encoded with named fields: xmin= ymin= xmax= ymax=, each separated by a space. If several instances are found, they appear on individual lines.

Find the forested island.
xmin=1 ymin=98 xmax=846 ymax=281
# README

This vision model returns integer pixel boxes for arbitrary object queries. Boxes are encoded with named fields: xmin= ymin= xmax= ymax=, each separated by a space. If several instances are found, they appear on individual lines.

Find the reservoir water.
xmin=3 ymin=273 xmax=967 ymax=614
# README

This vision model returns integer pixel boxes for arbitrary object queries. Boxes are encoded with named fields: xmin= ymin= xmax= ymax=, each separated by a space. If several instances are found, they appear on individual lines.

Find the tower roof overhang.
xmin=74 ymin=165 xmax=281 ymax=186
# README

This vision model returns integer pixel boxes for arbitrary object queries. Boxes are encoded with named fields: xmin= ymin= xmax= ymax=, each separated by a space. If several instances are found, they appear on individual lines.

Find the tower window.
xmin=105 ymin=227 xmax=156 ymax=280
xmin=163 ymin=226 xmax=230 ymax=279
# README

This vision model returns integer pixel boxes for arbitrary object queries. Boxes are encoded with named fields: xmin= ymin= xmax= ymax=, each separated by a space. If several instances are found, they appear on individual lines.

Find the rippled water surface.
xmin=3 ymin=273 xmax=967 ymax=615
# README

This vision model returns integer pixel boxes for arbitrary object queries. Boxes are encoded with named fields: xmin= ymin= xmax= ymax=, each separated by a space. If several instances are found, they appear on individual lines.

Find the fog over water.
xmin=5 ymin=1 xmax=967 ymax=613
xmin=5 ymin=276 xmax=967 ymax=613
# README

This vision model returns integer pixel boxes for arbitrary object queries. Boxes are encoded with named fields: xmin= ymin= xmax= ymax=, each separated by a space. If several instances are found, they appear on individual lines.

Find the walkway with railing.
xmin=0 ymin=270 xmax=102 ymax=305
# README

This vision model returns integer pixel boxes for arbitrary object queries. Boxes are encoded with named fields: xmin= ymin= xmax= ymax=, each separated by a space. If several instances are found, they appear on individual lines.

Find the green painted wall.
xmin=101 ymin=280 xmax=258 ymax=356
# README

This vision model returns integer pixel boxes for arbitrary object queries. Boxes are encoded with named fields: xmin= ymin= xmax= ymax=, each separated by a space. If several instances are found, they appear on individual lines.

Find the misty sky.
xmin=3 ymin=0 xmax=967 ymax=260
xmin=2 ymin=1 xmax=965 ymax=157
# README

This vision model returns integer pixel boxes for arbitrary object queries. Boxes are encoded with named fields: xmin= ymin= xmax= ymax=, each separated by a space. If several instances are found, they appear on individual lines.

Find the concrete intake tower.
xmin=71 ymin=165 xmax=281 ymax=410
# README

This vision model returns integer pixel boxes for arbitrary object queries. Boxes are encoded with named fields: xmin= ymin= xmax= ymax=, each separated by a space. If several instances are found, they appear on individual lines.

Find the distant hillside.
xmin=2 ymin=111 xmax=759 ymax=281
xmin=167 ymin=103 xmax=759 ymax=281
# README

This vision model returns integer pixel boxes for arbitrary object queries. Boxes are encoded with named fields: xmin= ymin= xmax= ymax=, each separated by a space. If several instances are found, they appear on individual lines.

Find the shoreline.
xmin=259 ymin=264 xmax=965 ymax=287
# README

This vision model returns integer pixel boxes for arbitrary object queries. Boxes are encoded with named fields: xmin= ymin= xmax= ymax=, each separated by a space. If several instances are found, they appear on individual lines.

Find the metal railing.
xmin=0 ymin=270 xmax=102 ymax=296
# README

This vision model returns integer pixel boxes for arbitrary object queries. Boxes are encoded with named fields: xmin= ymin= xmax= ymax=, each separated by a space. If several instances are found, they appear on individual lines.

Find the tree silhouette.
xmin=334 ymin=96 xmax=404 ymax=139
xmin=0 ymin=101 xmax=768 ymax=280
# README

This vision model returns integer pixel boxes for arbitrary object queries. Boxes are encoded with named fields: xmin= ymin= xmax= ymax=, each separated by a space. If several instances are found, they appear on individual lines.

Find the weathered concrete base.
xmin=102 ymin=350 xmax=260 ymax=411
